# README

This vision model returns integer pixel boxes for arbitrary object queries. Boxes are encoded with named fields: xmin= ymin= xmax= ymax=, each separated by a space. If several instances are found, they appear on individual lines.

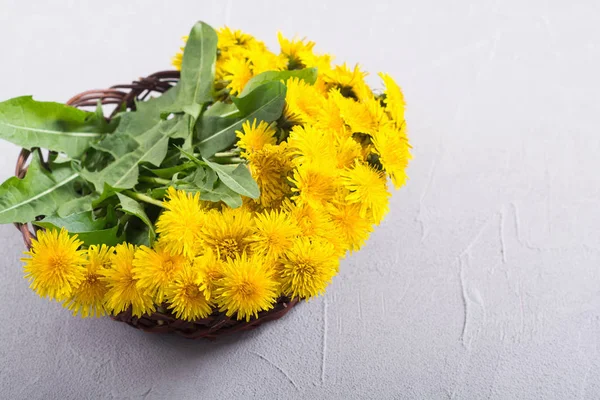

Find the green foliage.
xmin=196 ymin=81 xmax=286 ymax=157
xmin=239 ymin=67 xmax=318 ymax=96
xmin=0 ymin=96 xmax=108 ymax=158
xmin=0 ymin=19 xmax=319 ymax=246
xmin=35 ymin=208 xmax=122 ymax=247
xmin=0 ymin=152 xmax=81 ymax=224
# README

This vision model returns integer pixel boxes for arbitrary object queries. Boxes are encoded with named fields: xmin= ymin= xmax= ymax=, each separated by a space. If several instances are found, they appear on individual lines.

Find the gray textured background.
xmin=1 ymin=1 xmax=599 ymax=399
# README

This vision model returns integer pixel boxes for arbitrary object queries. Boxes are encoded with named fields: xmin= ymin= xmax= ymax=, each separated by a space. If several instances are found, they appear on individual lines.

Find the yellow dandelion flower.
xmin=218 ymin=26 xmax=259 ymax=50
xmin=223 ymin=57 xmax=253 ymax=96
xmin=287 ymin=124 xmax=337 ymax=168
xmin=156 ymin=187 xmax=207 ymax=258
xmin=214 ymin=253 xmax=279 ymax=321
xmin=193 ymin=250 xmax=225 ymax=301
xmin=327 ymin=200 xmax=374 ymax=252
xmin=278 ymin=32 xmax=316 ymax=69
xmin=171 ymin=36 xmax=187 ymax=70
xmin=165 ymin=262 xmax=212 ymax=321
xmin=278 ymin=237 xmax=339 ymax=300
xmin=299 ymin=51 xmax=333 ymax=72
xmin=322 ymin=63 xmax=369 ymax=100
xmin=289 ymin=163 xmax=340 ymax=208
xmin=64 ymin=244 xmax=113 ymax=318
xmin=283 ymin=200 xmax=346 ymax=255
xmin=246 ymin=143 xmax=295 ymax=208
xmin=330 ymin=89 xmax=379 ymax=135
xmin=314 ymin=95 xmax=346 ymax=132
xmin=236 ymin=119 xmax=277 ymax=154
xmin=200 ymin=207 xmax=255 ymax=261
xmin=379 ymin=72 xmax=406 ymax=127
xmin=283 ymin=77 xmax=324 ymax=125
xmin=247 ymin=44 xmax=287 ymax=74
xmin=335 ymin=136 xmax=364 ymax=168
xmin=222 ymin=57 xmax=253 ymax=96
xmin=102 ymin=243 xmax=155 ymax=318
xmin=251 ymin=210 xmax=301 ymax=259
xmin=21 ymin=228 xmax=85 ymax=301
xmin=132 ymin=244 xmax=187 ymax=303
xmin=341 ymin=162 xmax=391 ymax=224
xmin=371 ymin=122 xmax=412 ymax=189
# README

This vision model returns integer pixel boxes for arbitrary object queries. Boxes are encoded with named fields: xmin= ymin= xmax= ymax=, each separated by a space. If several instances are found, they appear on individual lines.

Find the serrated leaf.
xmin=34 ymin=209 xmax=122 ymax=247
xmin=167 ymin=21 xmax=218 ymax=117
xmin=116 ymin=193 xmax=156 ymax=244
xmin=57 ymin=194 xmax=98 ymax=217
xmin=204 ymin=101 xmax=239 ymax=118
xmin=173 ymin=167 xmax=242 ymax=208
xmin=81 ymin=117 xmax=179 ymax=191
xmin=202 ymin=158 xmax=260 ymax=199
xmin=126 ymin=225 xmax=152 ymax=247
xmin=239 ymin=67 xmax=318 ymax=96
xmin=0 ymin=96 xmax=107 ymax=158
xmin=202 ymin=181 xmax=243 ymax=208
xmin=93 ymin=86 xmax=180 ymax=158
xmin=196 ymin=81 xmax=286 ymax=157
xmin=0 ymin=153 xmax=80 ymax=224
xmin=142 ymin=161 xmax=196 ymax=179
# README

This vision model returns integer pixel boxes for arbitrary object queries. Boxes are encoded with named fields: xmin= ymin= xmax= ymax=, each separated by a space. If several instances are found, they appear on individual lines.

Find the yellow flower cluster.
xmin=21 ymin=27 xmax=410 ymax=323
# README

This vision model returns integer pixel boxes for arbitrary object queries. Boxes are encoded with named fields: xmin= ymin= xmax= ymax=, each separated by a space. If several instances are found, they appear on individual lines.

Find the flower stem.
xmin=212 ymin=156 xmax=244 ymax=164
xmin=122 ymin=190 xmax=164 ymax=208
xmin=213 ymin=149 xmax=241 ymax=158
xmin=139 ymin=176 xmax=171 ymax=185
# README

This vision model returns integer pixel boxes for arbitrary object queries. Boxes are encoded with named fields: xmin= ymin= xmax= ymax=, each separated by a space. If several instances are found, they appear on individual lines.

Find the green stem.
xmin=139 ymin=176 xmax=171 ymax=185
xmin=122 ymin=190 xmax=165 ymax=208
xmin=213 ymin=149 xmax=241 ymax=158
xmin=212 ymin=156 xmax=244 ymax=164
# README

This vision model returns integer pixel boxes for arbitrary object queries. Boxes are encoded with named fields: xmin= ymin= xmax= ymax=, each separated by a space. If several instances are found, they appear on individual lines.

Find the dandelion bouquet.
xmin=0 ymin=21 xmax=410 ymax=338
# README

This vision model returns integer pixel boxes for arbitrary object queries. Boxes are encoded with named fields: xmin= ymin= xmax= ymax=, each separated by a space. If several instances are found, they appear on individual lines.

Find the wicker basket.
xmin=13 ymin=71 xmax=298 ymax=340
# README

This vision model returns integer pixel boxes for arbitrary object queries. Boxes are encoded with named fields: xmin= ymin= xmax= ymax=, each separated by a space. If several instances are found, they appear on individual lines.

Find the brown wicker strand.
xmin=14 ymin=70 xmax=298 ymax=339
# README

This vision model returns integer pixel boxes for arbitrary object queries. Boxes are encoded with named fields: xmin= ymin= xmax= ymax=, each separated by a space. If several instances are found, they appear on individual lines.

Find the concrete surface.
xmin=1 ymin=0 xmax=600 ymax=399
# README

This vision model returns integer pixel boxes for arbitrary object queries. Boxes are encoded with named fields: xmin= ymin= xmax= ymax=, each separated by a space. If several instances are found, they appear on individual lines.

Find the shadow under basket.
xmin=13 ymin=70 xmax=298 ymax=340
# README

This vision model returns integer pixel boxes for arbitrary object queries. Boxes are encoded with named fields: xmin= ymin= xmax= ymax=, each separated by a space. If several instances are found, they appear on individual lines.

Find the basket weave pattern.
xmin=14 ymin=71 xmax=298 ymax=340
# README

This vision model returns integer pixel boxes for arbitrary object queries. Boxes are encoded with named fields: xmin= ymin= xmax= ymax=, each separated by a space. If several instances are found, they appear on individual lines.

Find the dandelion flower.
xmin=214 ymin=253 xmax=279 ymax=321
xmin=278 ymin=32 xmax=316 ymax=69
xmin=218 ymin=26 xmax=259 ymax=50
xmin=322 ymin=63 xmax=369 ymax=100
xmin=21 ymin=228 xmax=85 ymax=301
xmin=200 ymin=207 xmax=255 ymax=261
xmin=290 ymin=163 xmax=340 ymax=208
xmin=247 ymin=43 xmax=287 ymax=74
xmin=327 ymin=200 xmax=374 ymax=252
xmin=278 ymin=237 xmax=339 ymax=299
xmin=287 ymin=125 xmax=337 ymax=168
xmin=335 ymin=136 xmax=364 ymax=168
xmin=341 ymin=162 xmax=391 ymax=223
xmin=314 ymin=95 xmax=346 ymax=133
xmin=330 ymin=89 xmax=379 ymax=135
xmin=165 ymin=262 xmax=212 ymax=321
xmin=379 ymin=72 xmax=406 ymax=127
xmin=371 ymin=123 xmax=412 ymax=189
xmin=102 ymin=243 xmax=155 ymax=318
xmin=64 ymin=244 xmax=113 ymax=318
xmin=236 ymin=119 xmax=277 ymax=154
xmin=132 ymin=244 xmax=187 ymax=303
xmin=222 ymin=57 xmax=253 ymax=96
xmin=283 ymin=200 xmax=346 ymax=255
xmin=283 ymin=77 xmax=324 ymax=125
xmin=156 ymin=187 xmax=207 ymax=258
xmin=246 ymin=143 xmax=295 ymax=208
xmin=251 ymin=210 xmax=301 ymax=259
xmin=193 ymin=250 xmax=225 ymax=301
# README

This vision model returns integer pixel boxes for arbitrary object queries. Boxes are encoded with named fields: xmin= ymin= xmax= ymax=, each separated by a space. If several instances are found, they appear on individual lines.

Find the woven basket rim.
xmin=13 ymin=70 xmax=298 ymax=340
